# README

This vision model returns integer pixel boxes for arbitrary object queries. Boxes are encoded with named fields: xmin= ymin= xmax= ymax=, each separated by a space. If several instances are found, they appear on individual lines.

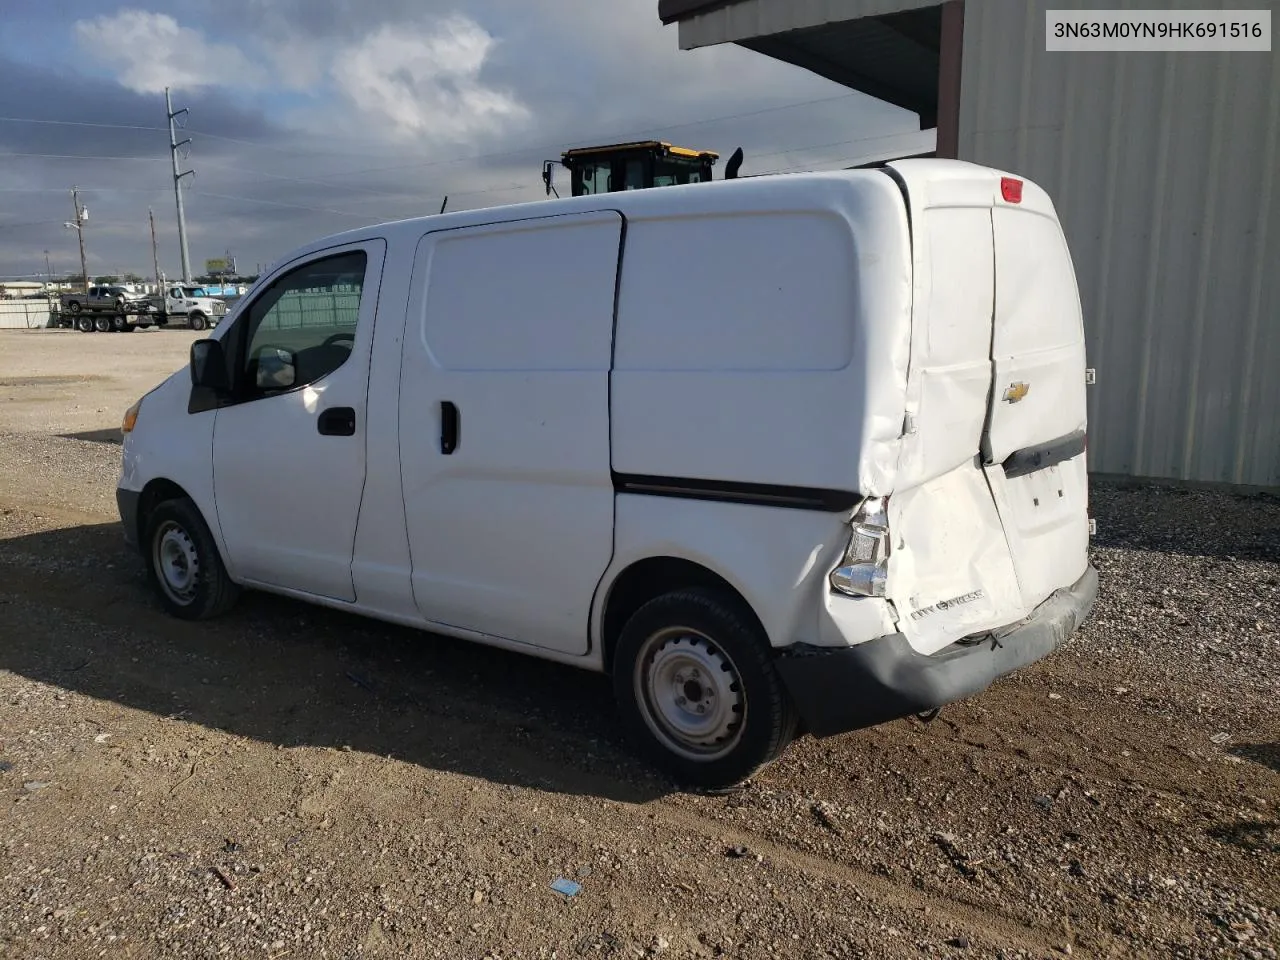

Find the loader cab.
xmin=542 ymin=141 xmax=720 ymax=198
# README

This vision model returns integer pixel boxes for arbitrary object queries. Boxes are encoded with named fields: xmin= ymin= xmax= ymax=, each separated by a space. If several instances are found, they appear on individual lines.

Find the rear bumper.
xmin=775 ymin=565 xmax=1099 ymax=737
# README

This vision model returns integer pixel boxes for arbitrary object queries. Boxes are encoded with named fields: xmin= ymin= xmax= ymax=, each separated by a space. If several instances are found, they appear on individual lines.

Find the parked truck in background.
xmin=150 ymin=285 xmax=230 ymax=331
xmin=59 ymin=284 xmax=230 ymax=333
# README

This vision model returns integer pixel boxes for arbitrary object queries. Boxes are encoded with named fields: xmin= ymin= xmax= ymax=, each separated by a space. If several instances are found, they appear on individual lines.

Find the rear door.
xmin=880 ymin=163 xmax=1025 ymax=654
xmin=981 ymin=182 xmax=1091 ymax=609
xmin=890 ymin=163 xmax=1090 ymax=655
xmin=880 ymin=161 xmax=1089 ymax=652
xmin=397 ymin=211 xmax=622 ymax=656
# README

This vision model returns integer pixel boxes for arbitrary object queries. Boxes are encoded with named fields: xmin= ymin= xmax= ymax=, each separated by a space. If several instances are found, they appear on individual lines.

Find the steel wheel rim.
xmin=152 ymin=520 xmax=199 ymax=605
xmin=634 ymin=626 xmax=746 ymax=762
xmin=94 ymin=316 xmax=111 ymax=332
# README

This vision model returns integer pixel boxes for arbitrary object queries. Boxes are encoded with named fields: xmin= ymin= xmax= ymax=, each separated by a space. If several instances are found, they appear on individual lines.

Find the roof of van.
xmin=262 ymin=160 xmax=1049 ymax=279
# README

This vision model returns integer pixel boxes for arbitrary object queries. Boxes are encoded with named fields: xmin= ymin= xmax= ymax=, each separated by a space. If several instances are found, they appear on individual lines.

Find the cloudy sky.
xmin=0 ymin=0 xmax=933 ymax=281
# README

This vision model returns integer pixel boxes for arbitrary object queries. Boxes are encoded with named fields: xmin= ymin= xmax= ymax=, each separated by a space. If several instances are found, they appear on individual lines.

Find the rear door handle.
xmin=440 ymin=401 xmax=459 ymax=454
xmin=317 ymin=406 xmax=356 ymax=437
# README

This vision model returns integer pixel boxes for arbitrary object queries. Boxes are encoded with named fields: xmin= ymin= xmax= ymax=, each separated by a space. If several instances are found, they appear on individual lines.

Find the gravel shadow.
xmin=0 ymin=522 xmax=672 ymax=805
xmin=58 ymin=429 xmax=122 ymax=445
xmin=1088 ymin=480 xmax=1280 ymax=561
xmin=1205 ymin=820 xmax=1280 ymax=854
xmin=1228 ymin=742 xmax=1280 ymax=774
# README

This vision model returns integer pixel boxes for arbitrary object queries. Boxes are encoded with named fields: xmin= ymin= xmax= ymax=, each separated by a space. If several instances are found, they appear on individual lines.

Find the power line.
xmin=189 ymin=190 xmax=384 ymax=220
xmin=0 ymin=219 xmax=63 ymax=230
xmin=0 ymin=152 xmax=169 ymax=162
xmin=249 ymin=91 xmax=868 ymax=185
xmin=197 ymin=159 xmax=413 ymax=201
xmin=0 ymin=116 xmax=169 ymax=133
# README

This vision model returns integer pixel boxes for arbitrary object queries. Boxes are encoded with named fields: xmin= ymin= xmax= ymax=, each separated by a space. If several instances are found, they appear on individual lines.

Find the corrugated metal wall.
xmin=958 ymin=0 xmax=1279 ymax=486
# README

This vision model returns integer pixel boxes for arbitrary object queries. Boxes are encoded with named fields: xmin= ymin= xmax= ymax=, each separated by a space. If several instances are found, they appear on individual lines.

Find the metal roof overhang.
xmin=658 ymin=0 xmax=943 ymax=127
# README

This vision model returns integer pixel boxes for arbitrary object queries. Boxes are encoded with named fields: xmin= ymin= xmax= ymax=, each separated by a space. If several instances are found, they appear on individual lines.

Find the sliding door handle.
xmin=440 ymin=401 xmax=459 ymax=454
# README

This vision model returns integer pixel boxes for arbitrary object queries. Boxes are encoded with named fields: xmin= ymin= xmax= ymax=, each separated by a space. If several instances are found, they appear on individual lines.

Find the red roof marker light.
xmin=1001 ymin=177 xmax=1023 ymax=203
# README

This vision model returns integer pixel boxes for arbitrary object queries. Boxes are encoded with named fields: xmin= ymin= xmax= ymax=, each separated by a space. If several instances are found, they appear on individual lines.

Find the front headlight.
xmin=830 ymin=497 xmax=890 ymax=597
xmin=121 ymin=397 xmax=143 ymax=434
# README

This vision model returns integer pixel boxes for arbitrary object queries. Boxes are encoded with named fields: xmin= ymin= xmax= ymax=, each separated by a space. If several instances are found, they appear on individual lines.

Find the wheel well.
xmin=600 ymin=557 xmax=766 ymax=672
xmin=135 ymin=479 xmax=191 ymax=545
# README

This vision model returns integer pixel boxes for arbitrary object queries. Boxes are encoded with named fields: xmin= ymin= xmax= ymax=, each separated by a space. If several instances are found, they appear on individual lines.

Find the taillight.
xmin=830 ymin=497 xmax=890 ymax=598
xmin=1000 ymin=177 xmax=1023 ymax=203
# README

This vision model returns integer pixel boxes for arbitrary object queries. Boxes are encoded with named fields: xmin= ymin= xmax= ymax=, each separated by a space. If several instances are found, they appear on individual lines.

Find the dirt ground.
xmin=0 ymin=328 xmax=1276 ymax=960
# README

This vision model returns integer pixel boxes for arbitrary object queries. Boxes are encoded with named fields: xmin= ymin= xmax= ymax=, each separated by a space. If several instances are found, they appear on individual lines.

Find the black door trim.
xmin=612 ymin=473 xmax=861 ymax=512
xmin=1001 ymin=429 xmax=1086 ymax=479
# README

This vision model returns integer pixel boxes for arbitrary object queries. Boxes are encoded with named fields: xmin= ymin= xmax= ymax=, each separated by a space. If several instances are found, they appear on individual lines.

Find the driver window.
xmin=242 ymin=250 xmax=367 ymax=394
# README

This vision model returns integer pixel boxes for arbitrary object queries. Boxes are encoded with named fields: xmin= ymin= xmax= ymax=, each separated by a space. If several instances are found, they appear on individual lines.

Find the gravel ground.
xmin=0 ymin=330 xmax=1277 ymax=959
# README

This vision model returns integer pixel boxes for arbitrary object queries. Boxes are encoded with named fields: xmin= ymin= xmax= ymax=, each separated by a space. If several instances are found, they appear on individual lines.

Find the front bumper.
xmin=117 ymin=487 xmax=141 ymax=548
xmin=775 ymin=565 xmax=1099 ymax=737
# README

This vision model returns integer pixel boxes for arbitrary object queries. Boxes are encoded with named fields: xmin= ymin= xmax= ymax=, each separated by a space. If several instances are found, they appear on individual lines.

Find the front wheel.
xmin=188 ymin=311 xmax=207 ymax=331
xmin=613 ymin=588 xmax=797 ymax=789
xmin=111 ymin=314 xmax=129 ymax=332
xmin=144 ymin=497 xmax=241 ymax=620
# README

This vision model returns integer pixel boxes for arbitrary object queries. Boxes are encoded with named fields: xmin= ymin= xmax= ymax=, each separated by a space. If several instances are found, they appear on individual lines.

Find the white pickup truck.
xmin=152 ymin=286 xmax=229 ymax=331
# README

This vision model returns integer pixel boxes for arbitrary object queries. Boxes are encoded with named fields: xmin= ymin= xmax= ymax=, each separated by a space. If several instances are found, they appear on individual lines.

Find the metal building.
xmin=659 ymin=0 xmax=1279 ymax=487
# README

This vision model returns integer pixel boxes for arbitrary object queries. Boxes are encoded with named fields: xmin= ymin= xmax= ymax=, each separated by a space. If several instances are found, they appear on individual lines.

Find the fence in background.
xmin=0 ymin=301 xmax=54 ymax=329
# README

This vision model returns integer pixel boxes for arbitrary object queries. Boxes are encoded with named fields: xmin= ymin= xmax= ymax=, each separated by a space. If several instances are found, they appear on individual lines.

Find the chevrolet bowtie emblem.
xmin=1002 ymin=382 xmax=1030 ymax=403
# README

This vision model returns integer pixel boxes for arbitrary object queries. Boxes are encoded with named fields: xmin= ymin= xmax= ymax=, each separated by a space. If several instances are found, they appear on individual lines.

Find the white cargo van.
xmin=116 ymin=160 xmax=1097 ymax=788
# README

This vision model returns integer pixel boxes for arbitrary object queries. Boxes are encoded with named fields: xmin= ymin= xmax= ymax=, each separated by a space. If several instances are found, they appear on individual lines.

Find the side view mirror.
xmin=190 ymin=338 xmax=229 ymax=393
xmin=541 ymin=160 xmax=559 ymax=198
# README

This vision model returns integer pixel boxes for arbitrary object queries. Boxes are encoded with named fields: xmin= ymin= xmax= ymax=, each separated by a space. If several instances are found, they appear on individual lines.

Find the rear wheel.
xmin=93 ymin=315 xmax=112 ymax=333
xmin=188 ymin=311 xmax=208 ymax=331
xmin=111 ymin=314 xmax=129 ymax=332
xmin=613 ymin=588 xmax=797 ymax=789
xmin=144 ymin=497 xmax=240 ymax=620
xmin=75 ymin=315 xmax=94 ymax=333
xmin=66 ymin=301 xmax=82 ymax=315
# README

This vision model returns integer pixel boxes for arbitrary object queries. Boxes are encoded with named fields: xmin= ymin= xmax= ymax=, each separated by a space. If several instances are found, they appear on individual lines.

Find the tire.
xmin=144 ymin=497 xmax=241 ymax=620
xmin=66 ymin=300 xmax=82 ymax=315
xmin=93 ymin=315 xmax=113 ymax=333
xmin=111 ymin=314 xmax=129 ymax=332
xmin=612 ymin=587 xmax=798 ymax=789
xmin=115 ymin=298 xmax=128 ymax=316
xmin=76 ymin=315 xmax=94 ymax=333
xmin=188 ymin=311 xmax=208 ymax=332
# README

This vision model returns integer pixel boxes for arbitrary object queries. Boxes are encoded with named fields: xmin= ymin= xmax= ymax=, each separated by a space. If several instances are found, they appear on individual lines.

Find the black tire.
xmin=143 ymin=497 xmax=241 ymax=620
xmin=189 ymin=311 xmax=207 ymax=331
xmin=76 ymin=315 xmax=94 ymax=333
xmin=111 ymin=314 xmax=129 ymax=332
xmin=115 ymin=298 xmax=128 ymax=316
xmin=66 ymin=300 xmax=82 ymax=315
xmin=612 ymin=587 xmax=797 ymax=789
xmin=93 ymin=315 xmax=113 ymax=333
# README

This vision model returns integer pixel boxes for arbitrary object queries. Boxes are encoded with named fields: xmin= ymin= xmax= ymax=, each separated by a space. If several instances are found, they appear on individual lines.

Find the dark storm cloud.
xmin=1 ymin=0 xmax=928 ymax=282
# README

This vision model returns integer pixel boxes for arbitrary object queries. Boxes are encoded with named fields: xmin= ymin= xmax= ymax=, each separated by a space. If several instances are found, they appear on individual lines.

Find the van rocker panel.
xmin=776 ymin=565 xmax=1098 ymax=736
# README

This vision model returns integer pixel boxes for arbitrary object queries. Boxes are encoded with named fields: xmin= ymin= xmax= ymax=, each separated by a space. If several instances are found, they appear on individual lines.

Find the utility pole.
xmin=149 ymin=208 xmax=162 ymax=295
xmin=43 ymin=250 xmax=52 ymax=290
xmin=166 ymin=87 xmax=194 ymax=283
xmin=70 ymin=186 xmax=88 ymax=293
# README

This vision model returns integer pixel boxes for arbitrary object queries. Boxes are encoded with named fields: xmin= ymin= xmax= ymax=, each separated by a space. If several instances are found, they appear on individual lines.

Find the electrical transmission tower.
xmin=166 ymin=87 xmax=194 ymax=283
